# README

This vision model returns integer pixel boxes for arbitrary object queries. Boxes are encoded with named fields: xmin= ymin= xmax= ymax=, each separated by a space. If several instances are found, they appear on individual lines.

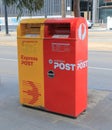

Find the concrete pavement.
xmin=0 ymin=32 xmax=17 ymax=46
xmin=88 ymin=31 xmax=112 ymax=51
xmin=0 ymin=30 xmax=112 ymax=130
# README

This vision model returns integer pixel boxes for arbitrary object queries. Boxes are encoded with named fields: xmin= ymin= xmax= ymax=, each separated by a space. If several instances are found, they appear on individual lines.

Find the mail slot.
xmin=44 ymin=18 xmax=88 ymax=117
xmin=44 ymin=23 xmax=70 ymax=38
xmin=17 ymin=18 xmax=46 ymax=108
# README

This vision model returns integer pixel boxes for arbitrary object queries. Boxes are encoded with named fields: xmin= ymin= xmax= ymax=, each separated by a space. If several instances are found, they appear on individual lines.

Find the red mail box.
xmin=44 ymin=18 xmax=88 ymax=117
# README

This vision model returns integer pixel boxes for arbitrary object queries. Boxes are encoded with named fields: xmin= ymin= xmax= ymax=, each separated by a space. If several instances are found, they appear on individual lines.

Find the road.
xmin=88 ymin=51 xmax=112 ymax=90
xmin=0 ymin=45 xmax=112 ymax=91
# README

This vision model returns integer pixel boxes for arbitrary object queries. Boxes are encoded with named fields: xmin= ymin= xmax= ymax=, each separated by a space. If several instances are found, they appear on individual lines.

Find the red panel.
xmin=44 ymin=18 xmax=88 ymax=117
xmin=44 ymin=39 xmax=76 ymax=116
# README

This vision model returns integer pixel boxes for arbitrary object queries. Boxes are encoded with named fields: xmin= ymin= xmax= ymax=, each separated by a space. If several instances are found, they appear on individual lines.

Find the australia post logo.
xmin=49 ymin=59 xmax=75 ymax=71
xmin=78 ymin=23 xmax=86 ymax=40
xmin=48 ymin=59 xmax=88 ymax=71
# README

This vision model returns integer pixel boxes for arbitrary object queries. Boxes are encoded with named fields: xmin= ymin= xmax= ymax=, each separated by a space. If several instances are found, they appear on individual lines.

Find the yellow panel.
xmin=18 ymin=39 xmax=44 ymax=107
xmin=17 ymin=18 xmax=46 ymax=107
xmin=17 ymin=18 xmax=45 ymax=38
xmin=19 ymin=18 xmax=45 ymax=24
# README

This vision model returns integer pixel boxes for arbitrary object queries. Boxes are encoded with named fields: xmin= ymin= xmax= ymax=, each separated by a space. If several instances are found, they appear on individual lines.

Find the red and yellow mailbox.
xmin=43 ymin=18 xmax=88 ymax=117
xmin=17 ymin=18 xmax=88 ymax=118
xmin=17 ymin=18 xmax=46 ymax=108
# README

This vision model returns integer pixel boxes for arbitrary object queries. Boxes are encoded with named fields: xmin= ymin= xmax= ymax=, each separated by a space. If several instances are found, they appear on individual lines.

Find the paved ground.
xmin=0 ymin=29 xmax=112 ymax=130
xmin=88 ymin=31 xmax=112 ymax=51
xmin=0 ymin=32 xmax=17 ymax=46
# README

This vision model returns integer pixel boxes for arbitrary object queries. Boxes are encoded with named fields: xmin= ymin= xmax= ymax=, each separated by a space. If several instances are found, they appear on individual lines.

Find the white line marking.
xmin=89 ymin=66 xmax=112 ymax=71
xmin=0 ymin=58 xmax=17 ymax=62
